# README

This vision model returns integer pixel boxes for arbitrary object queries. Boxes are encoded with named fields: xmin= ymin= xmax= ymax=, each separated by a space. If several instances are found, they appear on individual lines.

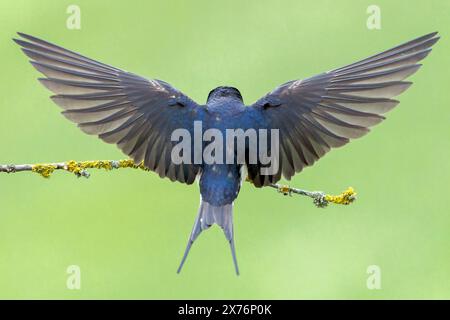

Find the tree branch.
xmin=0 ymin=159 xmax=356 ymax=208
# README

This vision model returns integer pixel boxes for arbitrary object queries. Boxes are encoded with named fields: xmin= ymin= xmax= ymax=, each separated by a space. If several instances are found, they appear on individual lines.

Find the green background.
xmin=0 ymin=0 xmax=449 ymax=299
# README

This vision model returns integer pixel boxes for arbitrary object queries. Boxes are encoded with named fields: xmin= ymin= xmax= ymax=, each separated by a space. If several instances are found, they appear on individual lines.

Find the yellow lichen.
xmin=66 ymin=160 xmax=114 ymax=175
xmin=117 ymin=159 xmax=148 ymax=170
xmin=324 ymin=187 xmax=356 ymax=205
xmin=278 ymin=185 xmax=291 ymax=195
xmin=32 ymin=164 xmax=57 ymax=178
xmin=65 ymin=160 xmax=81 ymax=175
xmin=64 ymin=159 xmax=149 ymax=177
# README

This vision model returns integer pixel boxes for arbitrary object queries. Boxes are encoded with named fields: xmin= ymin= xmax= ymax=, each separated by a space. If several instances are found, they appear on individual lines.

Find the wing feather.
xmin=15 ymin=33 xmax=205 ymax=184
xmin=246 ymin=32 xmax=439 ymax=186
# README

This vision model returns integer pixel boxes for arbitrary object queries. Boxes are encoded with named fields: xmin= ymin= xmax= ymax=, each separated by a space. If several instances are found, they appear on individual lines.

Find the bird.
xmin=14 ymin=31 xmax=439 ymax=275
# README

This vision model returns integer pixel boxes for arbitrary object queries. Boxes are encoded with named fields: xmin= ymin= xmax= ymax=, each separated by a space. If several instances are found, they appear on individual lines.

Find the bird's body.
xmin=14 ymin=32 xmax=439 ymax=275
xmin=201 ymin=87 xmax=247 ymax=205
xmin=180 ymin=88 xmax=247 ymax=274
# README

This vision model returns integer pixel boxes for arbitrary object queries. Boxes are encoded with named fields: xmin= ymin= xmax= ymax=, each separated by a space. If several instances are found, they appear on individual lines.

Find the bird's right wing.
xmin=244 ymin=32 xmax=439 ymax=187
xmin=15 ymin=32 xmax=206 ymax=184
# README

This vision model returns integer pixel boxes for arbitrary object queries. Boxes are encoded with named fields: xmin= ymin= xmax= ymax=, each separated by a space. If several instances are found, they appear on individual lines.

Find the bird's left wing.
xmin=244 ymin=32 xmax=439 ymax=187
xmin=15 ymin=33 xmax=205 ymax=184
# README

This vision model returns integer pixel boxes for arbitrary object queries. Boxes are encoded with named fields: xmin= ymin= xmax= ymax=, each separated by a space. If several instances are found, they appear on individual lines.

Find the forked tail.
xmin=177 ymin=200 xmax=239 ymax=275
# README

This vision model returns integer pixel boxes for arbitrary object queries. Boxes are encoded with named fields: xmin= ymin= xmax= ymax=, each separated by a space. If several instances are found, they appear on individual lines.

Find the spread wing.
xmin=245 ymin=32 xmax=439 ymax=187
xmin=15 ymin=32 xmax=205 ymax=184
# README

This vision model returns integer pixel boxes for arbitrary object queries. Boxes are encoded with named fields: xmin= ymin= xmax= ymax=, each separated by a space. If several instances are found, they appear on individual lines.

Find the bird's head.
xmin=207 ymin=86 xmax=243 ymax=103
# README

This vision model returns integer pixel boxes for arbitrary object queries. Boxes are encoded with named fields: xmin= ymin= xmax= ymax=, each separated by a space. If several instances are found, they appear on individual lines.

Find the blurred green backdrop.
xmin=0 ymin=0 xmax=449 ymax=299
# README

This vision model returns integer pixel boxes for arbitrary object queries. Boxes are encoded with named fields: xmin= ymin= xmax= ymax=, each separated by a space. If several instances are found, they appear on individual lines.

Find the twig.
xmin=268 ymin=183 xmax=356 ymax=208
xmin=0 ymin=159 xmax=356 ymax=208
xmin=0 ymin=159 xmax=148 ymax=178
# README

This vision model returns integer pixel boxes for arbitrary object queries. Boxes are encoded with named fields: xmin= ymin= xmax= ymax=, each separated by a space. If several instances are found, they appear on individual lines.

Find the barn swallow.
xmin=14 ymin=31 xmax=439 ymax=275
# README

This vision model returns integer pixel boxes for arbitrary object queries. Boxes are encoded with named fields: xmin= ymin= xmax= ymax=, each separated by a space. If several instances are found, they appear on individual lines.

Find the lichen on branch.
xmin=1 ymin=159 xmax=356 ymax=208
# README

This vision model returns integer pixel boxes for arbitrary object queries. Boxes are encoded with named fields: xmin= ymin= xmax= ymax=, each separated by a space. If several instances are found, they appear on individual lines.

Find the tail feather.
xmin=177 ymin=200 xmax=239 ymax=275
